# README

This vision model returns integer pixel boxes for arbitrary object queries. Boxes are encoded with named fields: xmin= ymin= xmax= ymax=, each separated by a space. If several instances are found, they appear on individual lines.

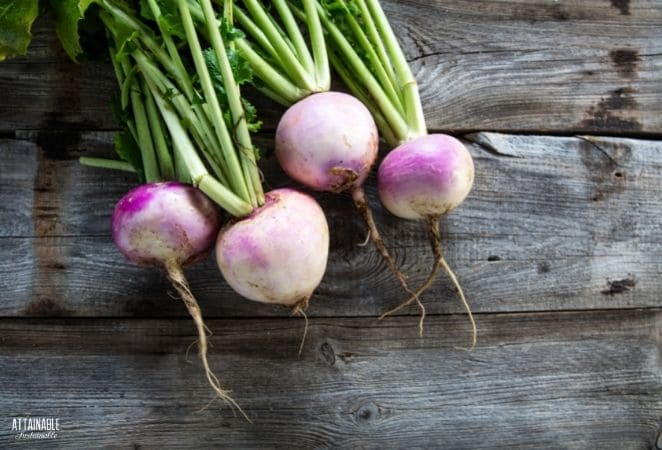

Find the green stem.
xmin=79 ymin=157 xmax=136 ymax=173
xmin=145 ymin=0 xmax=192 ymax=88
xmin=106 ymin=37 xmax=138 ymax=144
xmin=143 ymin=77 xmax=175 ymax=180
xmin=112 ymin=41 xmax=159 ymax=182
xmin=242 ymin=0 xmax=315 ymax=90
xmin=223 ymin=0 xmax=233 ymax=22
xmin=273 ymin=0 xmax=314 ymax=74
xmin=188 ymin=3 xmax=307 ymax=104
xmin=233 ymin=6 xmax=285 ymax=68
xmin=365 ymin=0 xmax=426 ymax=138
xmin=130 ymin=81 xmax=160 ymax=182
xmin=336 ymin=0 xmax=404 ymax=115
xmin=235 ymin=39 xmax=308 ymax=103
xmin=253 ymin=84 xmax=293 ymax=107
xmin=329 ymin=50 xmax=398 ymax=147
xmin=200 ymin=0 xmax=264 ymax=206
xmin=100 ymin=0 xmax=195 ymax=100
xmin=356 ymin=0 xmax=398 ymax=101
xmin=135 ymin=52 xmax=230 ymax=186
xmin=145 ymin=74 xmax=253 ymax=217
xmin=119 ymin=64 xmax=137 ymax=111
xmin=174 ymin=150 xmax=192 ymax=184
xmin=301 ymin=0 xmax=330 ymax=90
xmin=316 ymin=5 xmax=409 ymax=142
xmin=107 ymin=37 xmax=125 ymax=91
xmin=177 ymin=0 xmax=252 ymax=204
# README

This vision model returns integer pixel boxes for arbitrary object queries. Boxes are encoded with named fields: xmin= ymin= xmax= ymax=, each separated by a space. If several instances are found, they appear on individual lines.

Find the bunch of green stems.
xmin=82 ymin=0 xmax=263 ymax=218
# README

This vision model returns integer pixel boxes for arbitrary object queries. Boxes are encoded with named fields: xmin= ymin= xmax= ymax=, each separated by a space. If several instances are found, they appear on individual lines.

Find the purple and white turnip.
xmin=111 ymin=182 xmax=247 ymax=409
xmin=216 ymin=188 xmax=329 ymax=309
xmin=377 ymin=135 xmax=476 ymax=344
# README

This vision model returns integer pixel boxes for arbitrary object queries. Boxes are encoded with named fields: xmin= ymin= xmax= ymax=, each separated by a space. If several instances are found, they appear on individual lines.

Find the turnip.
xmin=216 ymin=188 xmax=329 ymax=309
xmin=111 ymin=182 xmax=243 ymax=410
xmin=275 ymin=92 xmax=377 ymax=194
xmin=318 ymin=0 xmax=477 ymax=345
xmin=176 ymin=0 xmax=331 ymax=310
xmin=377 ymin=135 xmax=476 ymax=344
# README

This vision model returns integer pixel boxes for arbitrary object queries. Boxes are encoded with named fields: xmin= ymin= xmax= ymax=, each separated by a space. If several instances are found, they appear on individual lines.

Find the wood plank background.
xmin=0 ymin=1 xmax=661 ymax=448
xmin=1 ymin=312 xmax=661 ymax=448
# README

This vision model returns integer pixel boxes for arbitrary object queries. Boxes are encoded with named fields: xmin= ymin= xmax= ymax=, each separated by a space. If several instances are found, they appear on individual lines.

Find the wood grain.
xmin=0 ymin=1 xmax=661 ymax=134
xmin=0 ymin=310 xmax=660 ymax=449
xmin=1 ymin=133 xmax=660 ymax=318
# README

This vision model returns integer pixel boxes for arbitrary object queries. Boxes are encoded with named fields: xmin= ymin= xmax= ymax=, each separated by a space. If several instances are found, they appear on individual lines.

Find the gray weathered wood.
xmin=0 ymin=310 xmax=660 ymax=449
xmin=0 ymin=1 xmax=661 ymax=134
xmin=1 ymin=133 xmax=660 ymax=317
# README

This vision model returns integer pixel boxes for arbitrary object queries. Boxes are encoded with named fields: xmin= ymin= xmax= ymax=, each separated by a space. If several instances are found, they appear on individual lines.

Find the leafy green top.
xmin=0 ymin=0 xmax=39 ymax=61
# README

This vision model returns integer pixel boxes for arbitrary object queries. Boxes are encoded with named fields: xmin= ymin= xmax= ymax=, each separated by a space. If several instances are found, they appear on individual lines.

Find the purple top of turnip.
xmin=112 ymin=182 xmax=221 ymax=267
xmin=378 ymin=134 xmax=474 ymax=220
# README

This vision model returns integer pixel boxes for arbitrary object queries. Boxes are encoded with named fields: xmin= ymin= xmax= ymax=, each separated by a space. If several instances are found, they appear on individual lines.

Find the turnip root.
xmin=112 ymin=182 xmax=247 ymax=415
xmin=275 ymin=92 xmax=377 ymax=193
xmin=378 ymin=135 xmax=476 ymax=347
xmin=112 ymin=182 xmax=221 ymax=266
xmin=216 ymin=188 xmax=329 ymax=310
xmin=216 ymin=188 xmax=329 ymax=356
xmin=378 ymin=135 xmax=474 ymax=220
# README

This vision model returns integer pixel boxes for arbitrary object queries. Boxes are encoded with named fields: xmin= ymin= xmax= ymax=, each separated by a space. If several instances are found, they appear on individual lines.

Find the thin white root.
xmin=357 ymin=231 xmax=371 ymax=247
xmin=166 ymin=262 xmax=252 ymax=422
xmin=378 ymin=279 xmax=427 ymax=336
xmin=291 ymin=298 xmax=311 ymax=358
xmin=296 ymin=309 xmax=309 ymax=358
xmin=185 ymin=338 xmax=199 ymax=363
xmin=440 ymin=256 xmax=477 ymax=352
xmin=379 ymin=216 xmax=477 ymax=348
xmin=415 ymin=296 xmax=426 ymax=337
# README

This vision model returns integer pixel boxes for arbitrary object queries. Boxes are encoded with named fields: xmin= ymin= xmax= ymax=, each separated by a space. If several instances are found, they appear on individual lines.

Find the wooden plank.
xmin=0 ymin=310 xmax=660 ymax=448
xmin=399 ymin=0 xmax=662 ymax=134
xmin=1 ymin=133 xmax=661 ymax=317
xmin=0 ymin=1 xmax=661 ymax=134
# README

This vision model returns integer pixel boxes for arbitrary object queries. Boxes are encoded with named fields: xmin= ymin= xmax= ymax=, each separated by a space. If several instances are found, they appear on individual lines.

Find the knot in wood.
xmin=320 ymin=342 xmax=336 ymax=366
xmin=354 ymin=401 xmax=380 ymax=424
